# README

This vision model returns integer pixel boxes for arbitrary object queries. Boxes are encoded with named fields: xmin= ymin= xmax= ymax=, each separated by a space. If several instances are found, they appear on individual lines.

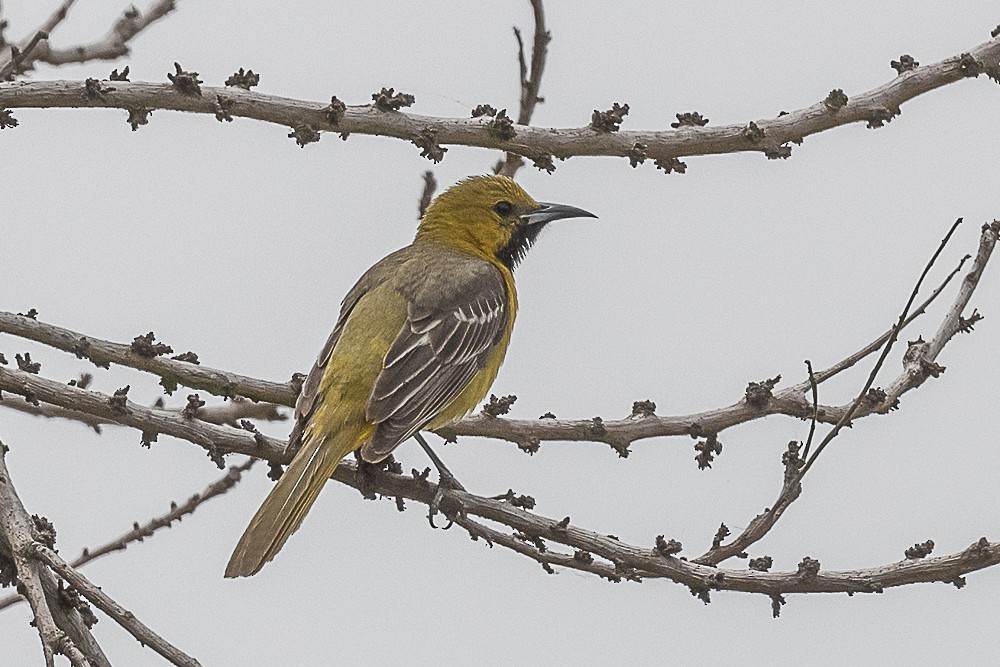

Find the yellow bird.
xmin=225 ymin=175 xmax=595 ymax=577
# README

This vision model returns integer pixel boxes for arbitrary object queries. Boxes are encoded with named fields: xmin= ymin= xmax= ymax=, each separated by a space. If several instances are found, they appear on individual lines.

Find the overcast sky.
xmin=3 ymin=1 xmax=1000 ymax=665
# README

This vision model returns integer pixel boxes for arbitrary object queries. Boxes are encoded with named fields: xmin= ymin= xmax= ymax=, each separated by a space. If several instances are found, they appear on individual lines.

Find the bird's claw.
xmin=427 ymin=479 xmax=467 ymax=529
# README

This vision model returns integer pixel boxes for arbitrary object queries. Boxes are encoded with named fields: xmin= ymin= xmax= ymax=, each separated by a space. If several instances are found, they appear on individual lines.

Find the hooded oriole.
xmin=225 ymin=175 xmax=595 ymax=577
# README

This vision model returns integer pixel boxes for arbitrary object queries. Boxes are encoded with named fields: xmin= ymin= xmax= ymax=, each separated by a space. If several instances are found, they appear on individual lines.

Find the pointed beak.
xmin=522 ymin=202 xmax=598 ymax=226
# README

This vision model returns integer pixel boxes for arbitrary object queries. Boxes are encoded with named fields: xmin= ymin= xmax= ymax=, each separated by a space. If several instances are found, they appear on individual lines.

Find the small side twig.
xmin=799 ymin=360 xmax=819 ymax=462
xmin=417 ymin=170 xmax=437 ymax=218
xmin=0 ymin=0 xmax=75 ymax=80
xmin=496 ymin=0 xmax=549 ymax=177
xmin=0 ymin=29 xmax=48 ymax=80
xmin=27 ymin=1 xmax=176 ymax=70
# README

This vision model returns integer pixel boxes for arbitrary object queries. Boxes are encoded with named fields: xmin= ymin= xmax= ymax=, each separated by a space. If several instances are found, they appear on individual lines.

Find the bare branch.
xmin=0 ymin=386 xmax=285 ymax=432
xmin=327 ymin=460 xmax=1000 ymax=595
xmin=36 ymin=570 xmax=111 ymax=667
xmin=0 ymin=220 xmax=984 ymax=455
xmin=2 ymin=347 xmax=994 ymax=596
xmin=2 ymin=33 xmax=996 ymax=166
xmin=33 ymin=544 xmax=202 ymax=667
xmin=0 ymin=439 xmax=109 ymax=667
xmin=0 ymin=311 xmax=298 ymax=405
xmin=0 ymin=367 xmax=288 ymax=461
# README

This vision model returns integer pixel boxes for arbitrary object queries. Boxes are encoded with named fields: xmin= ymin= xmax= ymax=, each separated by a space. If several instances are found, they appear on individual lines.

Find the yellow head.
xmin=416 ymin=175 xmax=595 ymax=269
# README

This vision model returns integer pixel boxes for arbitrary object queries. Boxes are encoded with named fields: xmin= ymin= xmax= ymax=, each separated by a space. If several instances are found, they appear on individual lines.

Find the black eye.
xmin=493 ymin=201 xmax=513 ymax=217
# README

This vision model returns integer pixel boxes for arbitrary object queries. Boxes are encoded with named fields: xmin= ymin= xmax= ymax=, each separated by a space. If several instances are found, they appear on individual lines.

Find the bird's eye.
xmin=493 ymin=201 xmax=514 ymax=217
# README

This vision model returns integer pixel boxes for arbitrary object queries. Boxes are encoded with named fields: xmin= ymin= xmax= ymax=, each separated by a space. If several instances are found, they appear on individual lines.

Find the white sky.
xmin=3 ymin=1 xmax=1000 ymax=665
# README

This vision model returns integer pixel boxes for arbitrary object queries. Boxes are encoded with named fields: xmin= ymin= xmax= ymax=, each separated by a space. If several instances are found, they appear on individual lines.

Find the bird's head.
xmin=416 ymin=175 xmax=596 ymax=269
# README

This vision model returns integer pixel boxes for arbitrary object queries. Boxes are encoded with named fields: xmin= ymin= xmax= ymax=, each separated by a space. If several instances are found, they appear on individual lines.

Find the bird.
xmin=225 ymin=174 xmax=596 ymax=577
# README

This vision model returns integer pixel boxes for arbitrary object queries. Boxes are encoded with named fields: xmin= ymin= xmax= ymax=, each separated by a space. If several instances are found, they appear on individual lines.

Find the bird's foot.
xmin=427 ymin=487 xmax=465 ymax=530
xmin=354 ymin=453 xmax=398 ymax=500
xmin=427 ymin=473 xmax=466 ymax=531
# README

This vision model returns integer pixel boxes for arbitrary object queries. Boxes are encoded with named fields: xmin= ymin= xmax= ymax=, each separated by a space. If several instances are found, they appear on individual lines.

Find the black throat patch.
xmin=496 ymin=223 xmax=544 ymax=270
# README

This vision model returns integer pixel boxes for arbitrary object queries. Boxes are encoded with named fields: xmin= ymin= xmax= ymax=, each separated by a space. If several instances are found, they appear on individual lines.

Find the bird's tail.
xmin=224 ymin=427 xmax=364 ymax=578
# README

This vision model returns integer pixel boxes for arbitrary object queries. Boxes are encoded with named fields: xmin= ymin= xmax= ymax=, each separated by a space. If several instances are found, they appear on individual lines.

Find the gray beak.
xmin=522 ymin=202 xmax=598 ymax=226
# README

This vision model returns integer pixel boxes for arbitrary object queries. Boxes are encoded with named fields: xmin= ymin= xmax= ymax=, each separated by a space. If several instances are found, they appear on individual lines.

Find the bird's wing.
xmin=286 ymin=305 xmax=354 ymax=453
xmin=363 ymin=261 xmax=508 ymax=459
xmin=287 ymin=248 xmax=414 ymax=453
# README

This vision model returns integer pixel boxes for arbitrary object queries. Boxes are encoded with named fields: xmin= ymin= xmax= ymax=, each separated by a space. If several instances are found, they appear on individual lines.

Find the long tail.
xmin=224 ymin=428 xmax=363 ymax=578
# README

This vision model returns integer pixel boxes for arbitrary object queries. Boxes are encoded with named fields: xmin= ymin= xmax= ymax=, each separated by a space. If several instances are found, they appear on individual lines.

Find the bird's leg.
xmin=412 ymin=432 xmax=467 ymax=530
xmin=413 ymin=432 xmax=465 ymax=492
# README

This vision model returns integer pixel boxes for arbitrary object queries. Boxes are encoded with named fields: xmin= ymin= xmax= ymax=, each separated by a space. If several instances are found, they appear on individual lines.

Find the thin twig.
xmin=75 ymin=458 xmax=254 ymax=566
xmin=36 ymin=0 xmax=175 ymax=67
xmin=810 ymin=251 xmax=970 ymax=385
xmin=417 ymin=170 xmax=437 ymax=218
xmin=518 ymin=0 xmax=549 ymax=125
xmin=28 ymin=0 xmax=75 ymax=35
xmin=799 ymin=360 xmax=819 ymax=462
xmin=697 ymin=218 xmax=974 ymax=566
xmin=1 ymin=399 xmax=106 ymax=432
xmin=801 ymin=217 xmax=964 ymax=474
